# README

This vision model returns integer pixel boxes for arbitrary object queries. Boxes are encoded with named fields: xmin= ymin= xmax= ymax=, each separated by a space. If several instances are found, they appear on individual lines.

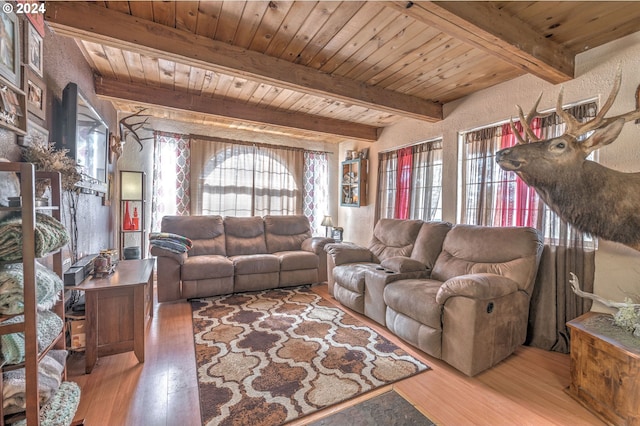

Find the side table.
xmin=74 ymin=258 xmax=154 ymax=373
xmin=567 ymin=311 xmax=640 ymax=426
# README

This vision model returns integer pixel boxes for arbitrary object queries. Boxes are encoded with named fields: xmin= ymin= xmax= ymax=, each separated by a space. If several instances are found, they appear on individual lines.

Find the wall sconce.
xmin=321 ymin=215 xmax=333 ymax=237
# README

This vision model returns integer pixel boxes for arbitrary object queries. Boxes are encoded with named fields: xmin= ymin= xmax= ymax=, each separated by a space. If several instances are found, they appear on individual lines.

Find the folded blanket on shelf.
xmin=14 ymin=381 xmax=81 ymax=426
xmin=0 ymin=213 xmax=69 ymax=261
xmin=149 ymin=232 xmax=193 ymax=254
xmin=0 ymin=261 xmax=64 ymax=315
xmin=1 ymin=310 xmax=65 ymax=366
xmin=2 ymin=349 xmax=68 ymax=415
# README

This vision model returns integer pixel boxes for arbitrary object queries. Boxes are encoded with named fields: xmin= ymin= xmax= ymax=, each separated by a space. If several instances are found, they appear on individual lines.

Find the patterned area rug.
xmin=191 ymin=286 xmax=429 ymax=426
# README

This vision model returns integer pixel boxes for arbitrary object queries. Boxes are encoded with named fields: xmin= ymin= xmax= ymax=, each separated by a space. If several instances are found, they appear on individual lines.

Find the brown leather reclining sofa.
xmin=325 ymin=219 xmax=543 ymax=376
xmin=151 ymin=215 xmax=333 ymax=302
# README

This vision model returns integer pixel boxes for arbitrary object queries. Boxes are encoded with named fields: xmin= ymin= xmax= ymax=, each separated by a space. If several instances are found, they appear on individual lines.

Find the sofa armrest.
xmin=380 ymin=256 xmax=427 ymax=273
xmin=302 ymin=237 xmax=334 ymax=254
xmin=435 ymin=273 xmax=519 ymax=305
xmin=324 ymin=243 xmax=373 ymax=266
xmin=150 ymin=246 xmax=187 ymax=265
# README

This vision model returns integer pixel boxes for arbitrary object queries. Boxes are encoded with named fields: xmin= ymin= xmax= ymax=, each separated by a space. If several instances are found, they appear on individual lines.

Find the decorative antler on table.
xmin=569 ymin=272 xmax=640 ymax=337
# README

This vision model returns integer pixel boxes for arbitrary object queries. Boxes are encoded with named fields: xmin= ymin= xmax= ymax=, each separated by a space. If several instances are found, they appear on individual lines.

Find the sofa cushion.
xmin=380 ymin=257 xmax=426 ymax=273
xmin=264 ymin=215 xmax=312 ymax=253
xmin=276 ymin=251 xmax=318 ymax=271
xmin=224 ymin=216 xmax=267 ymax=256
xmin=182 ymin=255 xmax=234 ymax=280
xmin=410 ymin=221 xmax=452 ymax=268
xmin=383 ymin=279 xmax=443 ymax=330
xmin=332 ymin=263 xmax=378 ymax=294
xmin=231 ymin=254 xmax=280 ymax=275
xmin=161 ymin=215 xmax=226 ymax=256
xmin=431 ymin=225 xmax=542 ymax=291
xmin=368 ymin=219 xmax=423 ymax=262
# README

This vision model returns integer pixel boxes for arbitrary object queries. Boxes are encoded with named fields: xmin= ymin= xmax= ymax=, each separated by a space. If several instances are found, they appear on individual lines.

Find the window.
xmin=459 ymin=101 xmax=598 ymax=247
xmin=376 ymin=139 xmax=443 ymax=221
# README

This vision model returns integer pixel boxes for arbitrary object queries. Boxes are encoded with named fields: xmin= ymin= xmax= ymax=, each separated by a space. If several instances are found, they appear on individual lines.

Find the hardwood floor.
xmin=68 ymin=283 xmax=604 ymax=426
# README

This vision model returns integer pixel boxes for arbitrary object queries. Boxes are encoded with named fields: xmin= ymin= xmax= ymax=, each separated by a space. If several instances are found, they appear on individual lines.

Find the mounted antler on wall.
xmin=119 ymin=109 xmax=153 ymax=151
xmin=495 ymin=69 xmax=640 ymax=252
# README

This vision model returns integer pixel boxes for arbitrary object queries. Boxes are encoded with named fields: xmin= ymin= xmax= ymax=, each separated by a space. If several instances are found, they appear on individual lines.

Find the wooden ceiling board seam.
xmin=187 ymin=67 xmax=208 ymax=94
xmin=122 ymin=51 xmax=147 ymax=84
xmin=151 ymin=1 xmax=177 ymax=27
xmin=78 ymin=41 xmax=116 ymax=80
xmin=381 ymin=41 xmax=472 ymax=92
xmin=212 ymin=73 xmax=237 ymax=98
xmin=157 ymin=58 xmax=177 ymax=88
xmin=175 ymin=1 xmax=200 ymax=33
xmin=232 ymin=1 xmax=271 ymax=48
xmin=318 ymin=8 xmax=399 ymax=74
xmin=331 ymin=14 xmax=420 ymax=78
xmin=224 ymin=76 xmax=252 ymax=101
xmin=215 ymin=1 xmax=247 ymax=45
xmin=288 ymin=1 xmax=365 ymax=66
xmin=174 ymin=63 xmax=192 ymax=90
xmin=362 ymin=30 xmax=449 ymax=86
xmin=194 ymin=1 xmax=223 ymax=39
xmin=200 ymin=70 xmax=222 ymax=97
xmin=305 ymin=2 xmax=385 ymax=70
xmin=270 ymin=90 xmax=307 ymax=111
xmin=336 ymin=19 xmax=434 ymax=80
xmin=248 ymin=1 xmax=295 ymax=53
xmin=248 ymin=82 xmax=279 ymax=105
xmin=139 ymin=55 xmax=162 ymax=87
xmin=105 ymin=1 xmax=130 ymax=14
xmin=277 ymin=1 xmax=343 ymax=63
xmin=128 ymin=1 xmax=154 ymax=21
xmin=263 ymin=1 xmax=319 ymax=58
xmin=103 ymin=45 xmax=133 ymax=82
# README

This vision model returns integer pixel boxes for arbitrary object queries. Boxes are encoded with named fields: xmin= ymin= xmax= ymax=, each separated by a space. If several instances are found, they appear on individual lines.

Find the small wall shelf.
xmin=340 ymin=159 xmax=367 ymax=207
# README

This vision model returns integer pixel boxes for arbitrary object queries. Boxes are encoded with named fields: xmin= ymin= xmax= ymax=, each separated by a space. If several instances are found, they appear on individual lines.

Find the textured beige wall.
xmin=341 ymin=31 xmax=640 ymax=308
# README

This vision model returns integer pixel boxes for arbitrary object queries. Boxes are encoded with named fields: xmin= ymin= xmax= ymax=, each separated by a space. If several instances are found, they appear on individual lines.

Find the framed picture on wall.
xmin=0 ymin=3 xmax=21 ymax=86
xmin=19 ymin=119 xmax=49 ymax=147
xmin=26 ymin=69 xmax=46 ymax=119
xmin=26 ymin=23 xmax=43 ymax=77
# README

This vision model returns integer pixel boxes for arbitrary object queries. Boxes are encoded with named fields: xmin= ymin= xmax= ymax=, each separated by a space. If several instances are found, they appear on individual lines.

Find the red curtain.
xmin=394 ymin=147 xmax=413 ymax=219
xmin=497 ymin=121 xmax=540 ymax=227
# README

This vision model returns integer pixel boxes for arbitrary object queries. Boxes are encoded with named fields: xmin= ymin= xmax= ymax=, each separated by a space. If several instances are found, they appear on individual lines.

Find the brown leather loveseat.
xmin=326 ymin=220 xmax=543 ymax=376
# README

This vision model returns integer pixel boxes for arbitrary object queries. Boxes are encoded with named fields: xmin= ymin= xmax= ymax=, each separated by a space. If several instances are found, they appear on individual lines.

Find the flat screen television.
xmin=58 ymin=83 xmax=108 ymax=193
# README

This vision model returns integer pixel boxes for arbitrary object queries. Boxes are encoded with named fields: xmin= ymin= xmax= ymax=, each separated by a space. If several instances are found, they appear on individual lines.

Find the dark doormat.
xmin=307 ymin=390 xmax=436 ymax=426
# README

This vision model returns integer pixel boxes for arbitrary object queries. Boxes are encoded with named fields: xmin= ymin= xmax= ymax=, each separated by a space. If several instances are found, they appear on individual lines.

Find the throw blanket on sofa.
xmin=149 ymin=232 xmax=193 ymax=254
xmin=0 ymin=262 xmax=63 ymax=315
xmin=0 ymin=213 xmax=69 ymax=261
xmin=1 ymin=310 xmax=65 ymax=366
xmin=2 ymin=349 xmax=67 ymax=415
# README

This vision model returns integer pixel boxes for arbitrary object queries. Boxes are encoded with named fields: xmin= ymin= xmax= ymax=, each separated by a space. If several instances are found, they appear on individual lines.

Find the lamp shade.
xmin=321 ymin=215 xmax=333 ymax=227
xmin=121 ymin=171 xmax=143 ymax=200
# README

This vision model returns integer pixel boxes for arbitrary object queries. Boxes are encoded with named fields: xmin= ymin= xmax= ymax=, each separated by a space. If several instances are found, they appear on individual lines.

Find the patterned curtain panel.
xmin=303 ymin=151 xmax=329 ymax=236
xmin=151 ymin=131 xmax=190 ymax=232
xmin=190 ymin=137 xmax=306 ymax=217
xmin=376 ymin=140 xmax=443 ymax=223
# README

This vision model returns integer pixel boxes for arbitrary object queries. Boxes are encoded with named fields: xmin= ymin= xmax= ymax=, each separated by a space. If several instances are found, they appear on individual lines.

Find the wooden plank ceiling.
xmin=44 ymin=1 xmax=640 ymax=143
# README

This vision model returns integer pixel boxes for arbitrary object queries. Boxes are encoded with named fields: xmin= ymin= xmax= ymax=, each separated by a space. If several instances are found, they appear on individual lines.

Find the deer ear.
xmin=582 ymin=118 xmax=625 ymax=155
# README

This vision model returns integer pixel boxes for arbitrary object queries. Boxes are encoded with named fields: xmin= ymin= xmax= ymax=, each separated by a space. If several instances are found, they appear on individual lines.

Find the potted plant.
xmin=21 ymin=140 xmax=82 ymax=201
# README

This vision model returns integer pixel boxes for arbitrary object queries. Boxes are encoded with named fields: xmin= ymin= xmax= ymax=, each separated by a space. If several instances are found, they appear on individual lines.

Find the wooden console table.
xmin=567 ymin=312 xmax=640 ymax=426
xmin=75 ymin=258 xmax=154 ymax=373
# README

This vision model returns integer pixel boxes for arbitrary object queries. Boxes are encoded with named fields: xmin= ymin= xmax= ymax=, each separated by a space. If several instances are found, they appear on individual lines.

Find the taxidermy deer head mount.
xmin=119 ymin=109 xmax=153 ymax=151
xmin=495 ymin=70 xmax=640 ymax=251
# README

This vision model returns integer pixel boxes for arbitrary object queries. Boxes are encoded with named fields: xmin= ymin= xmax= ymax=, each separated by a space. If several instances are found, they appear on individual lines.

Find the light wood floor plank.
xmin=68 ymin=284 xmax=604 ymax=425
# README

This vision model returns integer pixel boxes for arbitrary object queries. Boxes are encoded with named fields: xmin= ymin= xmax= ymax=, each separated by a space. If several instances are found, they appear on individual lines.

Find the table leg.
xmin=133 ymin=284 xmax=145 ymax=364
xmin=84 ymin=291 xmax=98 ymax=374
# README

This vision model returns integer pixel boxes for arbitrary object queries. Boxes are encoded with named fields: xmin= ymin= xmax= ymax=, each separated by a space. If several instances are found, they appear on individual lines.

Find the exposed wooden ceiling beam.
xmin=94 ymin=77 xmax=380 ymax=142
xmin=45 ymin=2 xmax=443 ymax=122
xmin=388 ymin=1 xmax=574 ymax=83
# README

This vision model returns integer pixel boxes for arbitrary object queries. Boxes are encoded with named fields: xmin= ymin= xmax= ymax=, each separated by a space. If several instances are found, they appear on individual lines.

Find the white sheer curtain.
xmin=190 ymin=137 xmax=303 ymax=216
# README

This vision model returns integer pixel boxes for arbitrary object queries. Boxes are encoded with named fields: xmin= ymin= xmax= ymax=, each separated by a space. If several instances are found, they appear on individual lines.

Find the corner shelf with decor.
xmin=120 ymin=171 xmax=145 ymax=260
xmin=340 ymin=159 xmax=367 ymax=207
xmin=0 ymin=162 xmax=82 ymax=425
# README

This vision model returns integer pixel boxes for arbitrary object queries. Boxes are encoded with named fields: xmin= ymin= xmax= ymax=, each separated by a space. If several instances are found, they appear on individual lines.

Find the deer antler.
xmin=511 ymin=93 xmax=544 ymax=144
xmin=120 ymin=109 xmax=153 ymax=152
xmin=557 ymin=67 xmax=640 ymax=138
